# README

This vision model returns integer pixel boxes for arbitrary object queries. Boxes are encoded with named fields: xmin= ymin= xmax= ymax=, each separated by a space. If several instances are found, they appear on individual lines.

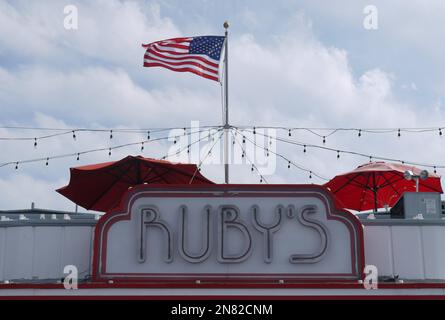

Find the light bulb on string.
xmin=108 ymin=148 xmax=112 ymax=156
xmin=439 ymin=129 xmax=442 ymax=136
xmin=141 ymin=142 xmax=144 ymax=152
xmin=187 ymin=146 xmax=190 ymax=154
xmin=322 ymin=136 xmax=326 ymax=144
xmin=76 ymin=153 xmax=80 ymax=161
xmin=45 ymin=158 xmax=49 ymax=166
xmin=309 ymin=171 xmax=312 ymax=179
xmin=110 ymin=130 xmax=113 ymax=140
xmin=15 ymin=162 xmax=18 ymax=170
xmin=173 ymin=137 xmax=177 ymax=144
xmin=260 ymin=177 xmax=263 ymax=183
xmin=337 ymin=151 xmax=340 ymax=159
xmin=183 ymin=128 xmax=186 ymax=136
xmin=251 ymin=164 xmax=254 ymax=172
xmin=242 ymin=136 xmax=246 ymax=144
xmin=253 ymin=127 xmax=256 ymax=135
xmin=303 ymin=145 xmax=306 ymax=153
xmin=397 ymin=129 xmax=401 ymax=137
xmin=72 ymin=131 xmax=76 ymax=140
xmin=288 ymin=161 xmax=291 ymax=169
xmin=369 ymin=156 xmax=373 ymax=162
xmin=34 ymin=138 xmax=37 ymax=148
xmin=434 ymin=166 xmax=437 ymax=174
xmin=358 ymin=129 xmax=361 ymax=137
xmin=288 ymin=129 xmax=291 ymax=137
xmin=147 ymin=131 xmax=150 ymax=140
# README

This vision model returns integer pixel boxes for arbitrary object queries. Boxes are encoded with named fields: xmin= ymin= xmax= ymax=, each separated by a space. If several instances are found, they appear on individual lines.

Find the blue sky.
xmin=1 ymin=0 xmax=445 ymax=211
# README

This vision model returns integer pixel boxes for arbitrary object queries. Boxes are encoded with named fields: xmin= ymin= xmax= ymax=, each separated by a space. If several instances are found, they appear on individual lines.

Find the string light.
xmin=5 ymin=124 xmax=445 ymax=145
xmin=253 ymin=127 xmax=256 ymax=135
xmin=242 ymin=136 xmax=246 ymax=144
xmin=15 ymin=162 xmax=18 ymax=170
xmin=141 ymin=142 xmax=144 ymax=152
xmin=72 ymin=130 xmax=76 ymax=140
xmin=34 ymin=138 xmax=37 ymax=148
xmin=45 ymin=158 xmax=49 ymax=166
xmin=288 ymin=161 xmax=291 ymax=169
xmin=251 ymin=164 xmax=254 ymax=172
xmin=322 ymin=136 xmax=326 ymax=144
xmin=76 ymin=153 xmax=80 ymax=161
xmin=110 ymin=130 xmax=113 ymax=140
xmin=303 ymin=145 xmax=306 ymax=153
xmin=434 ymin=166 xmax=437 ymax=174
xmin=108 ymin=148 xmax=111 ymax=156
xmin=337 ymin=150 xmax=340 ymax=159
xmin=234 ymin=128 xmax=326 ymax=181
xmin=309 ymin=171 xmax=312 ymax=179
xmin=239 ymin=127 xmax=445 ymax=171
xmin=147 ymin=131 xmax=150 ymax=140
xmin=288 ymin=129 xmax=291 ymax=137
xmin=440 ymin=129 xmax=442 ymax=136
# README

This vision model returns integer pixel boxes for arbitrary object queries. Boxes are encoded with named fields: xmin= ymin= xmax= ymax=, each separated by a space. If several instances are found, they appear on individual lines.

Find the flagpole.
xmin=223 ymin=21 xmax=230 ymax=184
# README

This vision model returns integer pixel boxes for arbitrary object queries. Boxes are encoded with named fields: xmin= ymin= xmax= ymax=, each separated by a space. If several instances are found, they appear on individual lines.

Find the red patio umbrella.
xmin=56 ymin=155 xmax=214 ymax=212
xmin=324 ymin=162 xmax=443 ymax=212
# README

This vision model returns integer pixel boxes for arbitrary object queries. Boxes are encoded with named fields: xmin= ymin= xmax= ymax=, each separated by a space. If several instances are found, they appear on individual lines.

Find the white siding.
xmin=364 ymin=224 xmax=445 ymax=280
xmin=0 ymin=226 xmax=94 ymax=281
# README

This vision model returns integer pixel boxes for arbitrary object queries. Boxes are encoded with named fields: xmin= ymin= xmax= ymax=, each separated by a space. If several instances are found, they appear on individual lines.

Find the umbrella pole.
xmin=372 ymin=172 xmax=378 ymax=212
xmin=373 ymin=188 xmax=378 ymax=212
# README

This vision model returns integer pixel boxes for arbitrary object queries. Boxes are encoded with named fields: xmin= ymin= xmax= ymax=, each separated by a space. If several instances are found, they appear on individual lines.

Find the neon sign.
xmin=93 ymin=185 xmax=364 ymax=284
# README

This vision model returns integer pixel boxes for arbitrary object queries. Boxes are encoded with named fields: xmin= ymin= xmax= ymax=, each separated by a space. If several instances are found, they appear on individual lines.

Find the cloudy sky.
xmin=1 ymin=0 xmax=445 ymax=211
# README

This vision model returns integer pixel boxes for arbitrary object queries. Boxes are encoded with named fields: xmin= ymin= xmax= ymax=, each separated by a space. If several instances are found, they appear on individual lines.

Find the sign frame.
xmin=92 ymin=184 xmax=365 ymax=286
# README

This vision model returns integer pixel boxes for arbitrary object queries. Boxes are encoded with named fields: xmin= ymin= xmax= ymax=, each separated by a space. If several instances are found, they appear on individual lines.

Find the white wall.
xmin=364 ymin=223 xmax=445 ymax=280
xmin=0 ymin=225 xmax=94 ymax=282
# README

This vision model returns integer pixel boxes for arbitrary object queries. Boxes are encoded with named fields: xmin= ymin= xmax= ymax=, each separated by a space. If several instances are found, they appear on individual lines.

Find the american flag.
xmin=142 ymin=36 xmax=225 ymax=82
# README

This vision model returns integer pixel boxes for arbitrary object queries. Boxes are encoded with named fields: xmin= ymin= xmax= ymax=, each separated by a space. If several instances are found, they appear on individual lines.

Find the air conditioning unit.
xmin=390 ymin=192 xmax=442 ymax=219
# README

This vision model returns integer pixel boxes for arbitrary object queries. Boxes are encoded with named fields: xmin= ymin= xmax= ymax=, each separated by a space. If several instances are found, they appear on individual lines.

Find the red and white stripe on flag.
xmin=142 ymin=37 xmax=224 ymax=82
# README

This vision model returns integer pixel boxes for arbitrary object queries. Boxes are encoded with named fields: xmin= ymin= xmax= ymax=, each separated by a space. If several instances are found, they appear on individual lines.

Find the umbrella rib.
xmin=329 ymin=173 xmax=362 ymax=193
xmin=140 ymin=162 xmax=171 ymax=184
xmin=88 ymin=161 xmax=136 ymax=209
xmin=157 ymin=163 xmax=211 ymax=183
xmin=87 ymin=176 xmax=123 ymax=210
xmin=380 ymin=173 xmax=402 ymax=196
xmin=358 ymin=173 xmax=372 ymax=212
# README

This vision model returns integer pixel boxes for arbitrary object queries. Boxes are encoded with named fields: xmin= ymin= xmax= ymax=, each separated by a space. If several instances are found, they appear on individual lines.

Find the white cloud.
xmin=1 ymin=2 xmax=445 ymax=211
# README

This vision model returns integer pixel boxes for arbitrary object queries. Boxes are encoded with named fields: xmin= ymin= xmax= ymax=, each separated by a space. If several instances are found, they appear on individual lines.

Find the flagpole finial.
xmin=223 ymin=21 xmax=229 ymax=30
